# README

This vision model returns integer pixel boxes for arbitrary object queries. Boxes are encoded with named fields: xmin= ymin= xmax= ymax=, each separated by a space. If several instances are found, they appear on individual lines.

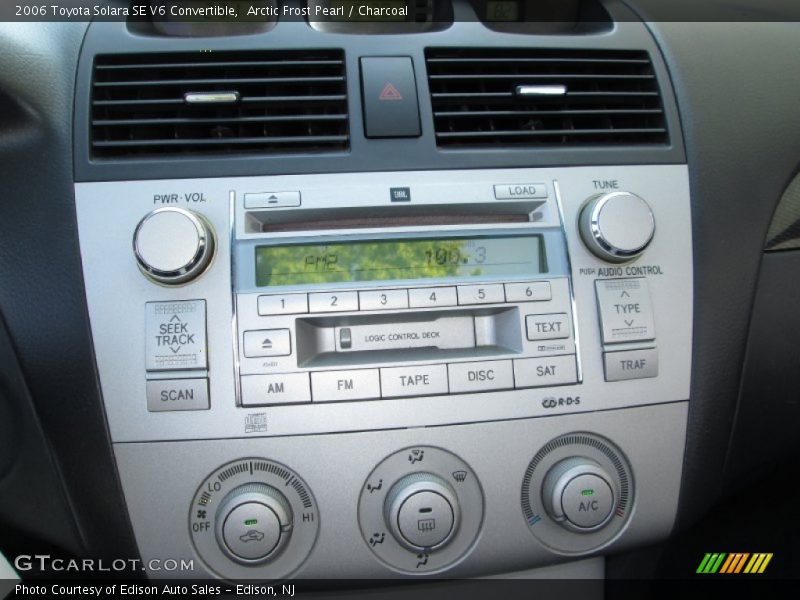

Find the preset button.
xmin=257 ymin=294 xmax=308 ymax=316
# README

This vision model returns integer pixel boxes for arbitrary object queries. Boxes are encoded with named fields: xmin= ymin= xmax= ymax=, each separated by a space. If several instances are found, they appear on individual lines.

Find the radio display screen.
xmin=254 ymin=235 xmax=547 ymax=287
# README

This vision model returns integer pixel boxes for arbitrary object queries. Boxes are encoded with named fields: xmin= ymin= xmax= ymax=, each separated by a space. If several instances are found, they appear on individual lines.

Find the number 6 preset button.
xmin=308 ymin=291 xmax=359 ymax=313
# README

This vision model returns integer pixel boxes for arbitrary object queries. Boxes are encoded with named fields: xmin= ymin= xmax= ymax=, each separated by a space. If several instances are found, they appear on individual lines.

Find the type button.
xmin=595 ymin=278 xmax=655 ymax=344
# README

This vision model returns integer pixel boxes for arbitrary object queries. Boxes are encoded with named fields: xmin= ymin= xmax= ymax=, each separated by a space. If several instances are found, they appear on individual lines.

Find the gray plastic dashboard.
xmin=1 ymin=0 xmax=800 ymax=585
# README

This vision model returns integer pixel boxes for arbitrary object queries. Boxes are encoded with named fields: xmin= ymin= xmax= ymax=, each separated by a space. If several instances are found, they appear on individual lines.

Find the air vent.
xmin=91 ymin=50 xmax=348 ymax=158
xmin=425 ymin=48 xmax=668 ymax=148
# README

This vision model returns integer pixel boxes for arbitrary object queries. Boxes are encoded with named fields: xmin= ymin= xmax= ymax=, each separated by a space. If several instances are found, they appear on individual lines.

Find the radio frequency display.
xmin=254 ymin=235 xmax=546 ymax=287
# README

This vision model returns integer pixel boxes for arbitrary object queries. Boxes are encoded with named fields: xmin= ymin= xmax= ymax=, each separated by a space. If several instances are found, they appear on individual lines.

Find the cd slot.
xmin=245 ymin=201 xmax=543 ymax=234
xmin=295 ymin=307 xmax=523 ymax=368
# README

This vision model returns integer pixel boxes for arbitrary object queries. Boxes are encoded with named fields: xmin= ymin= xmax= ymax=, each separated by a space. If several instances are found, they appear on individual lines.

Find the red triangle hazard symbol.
xmin=378 ymin=82 xmax=403 ymax=101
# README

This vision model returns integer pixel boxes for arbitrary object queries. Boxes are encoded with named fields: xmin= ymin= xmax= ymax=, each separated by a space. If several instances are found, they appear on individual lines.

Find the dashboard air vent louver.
xmin=91 ymin=50 xmax=348 ymax=158
xmin=425 ymin=48 xmax=668 ymax=148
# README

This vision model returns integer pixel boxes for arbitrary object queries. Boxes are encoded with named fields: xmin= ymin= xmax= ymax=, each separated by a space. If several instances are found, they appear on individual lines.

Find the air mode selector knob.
xmin=133 ymin=207 xmax=215 ymax=285
xmin=384 ymin=473 xmax=460 ymax=551
xmin=579 ymin=192 xmax=655 ymax=262
xmin=214 ymin=483 xmax=293 ymax=565
xmin=541 ymin=457 xmax=617 ymax=533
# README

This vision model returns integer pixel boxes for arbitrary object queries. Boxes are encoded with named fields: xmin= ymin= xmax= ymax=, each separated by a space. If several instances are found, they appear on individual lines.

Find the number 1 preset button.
xmin=308 ymin=291 xmax=359 ymax=313
xmin=257 ymin=293 xmax=309 ymax=316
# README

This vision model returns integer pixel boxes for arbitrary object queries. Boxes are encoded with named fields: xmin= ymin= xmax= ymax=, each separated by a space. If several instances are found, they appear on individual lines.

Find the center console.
xmin=71 ymin=0 xmax=691 ymax=581
xmin=75 ymin=164 xmax=691 ymax=578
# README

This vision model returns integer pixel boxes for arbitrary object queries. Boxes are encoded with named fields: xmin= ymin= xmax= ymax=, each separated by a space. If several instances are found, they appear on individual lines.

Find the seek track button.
xmin=145 ymin=300 xmax=207 ymax=372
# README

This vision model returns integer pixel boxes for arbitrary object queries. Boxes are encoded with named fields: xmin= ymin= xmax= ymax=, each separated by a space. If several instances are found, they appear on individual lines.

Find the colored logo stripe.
xmin=720 ymin=553 xmax=749 ymax=573
xmin=697 ymin=553 xmax=726 ymax=573
xmin=697 ymin=552 xmax=773 ymax=574
xmin=744 ymin=553 xmax=773 ymax=574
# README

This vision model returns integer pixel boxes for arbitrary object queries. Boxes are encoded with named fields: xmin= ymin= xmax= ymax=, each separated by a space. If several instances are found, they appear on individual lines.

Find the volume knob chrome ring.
xmin=133 ymin=208 xmax=215 ymax=285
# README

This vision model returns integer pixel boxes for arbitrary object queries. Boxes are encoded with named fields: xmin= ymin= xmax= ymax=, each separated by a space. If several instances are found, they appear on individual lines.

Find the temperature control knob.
xmin=214 ymin=483 xmax=293 ymax=565
xmin=541 ymin=457 xmax=616 ymax=533
xmin=579 ymin=192 xmax=655 ymax=262
xmin=384 ymin=473 xmax=460 ymax=551
xmin=133 ymin=207 xmax=215 ymax=285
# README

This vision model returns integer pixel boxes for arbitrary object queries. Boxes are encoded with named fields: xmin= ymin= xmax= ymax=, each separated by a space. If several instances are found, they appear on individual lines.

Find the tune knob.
xmin=384 ymin=473 xmax=460 ymax=551
xmin=133 ymin=207 xmax=215 ymax=284
xmin=541 ymin=457 xmax=617 ymax=533
xmin=214 ymin=483 xmax=293 ymax=565
xmin=578 ymin=192 xmax=655 ymax=262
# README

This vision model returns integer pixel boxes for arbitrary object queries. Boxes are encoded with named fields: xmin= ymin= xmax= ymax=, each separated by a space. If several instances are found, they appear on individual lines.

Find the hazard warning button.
xmin=360 ymin=56 xmax=421 ymax=138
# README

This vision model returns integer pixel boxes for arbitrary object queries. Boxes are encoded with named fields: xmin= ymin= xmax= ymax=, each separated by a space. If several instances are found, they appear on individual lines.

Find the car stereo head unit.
xmin=232 ymin=173 xmax=578 ymax=407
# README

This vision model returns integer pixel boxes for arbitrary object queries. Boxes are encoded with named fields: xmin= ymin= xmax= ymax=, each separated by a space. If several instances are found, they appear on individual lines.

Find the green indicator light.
xmin=244 ymin=519 xmax=258 ymax=526
xmin=581 ymin=489 xmax=594 ymax=496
